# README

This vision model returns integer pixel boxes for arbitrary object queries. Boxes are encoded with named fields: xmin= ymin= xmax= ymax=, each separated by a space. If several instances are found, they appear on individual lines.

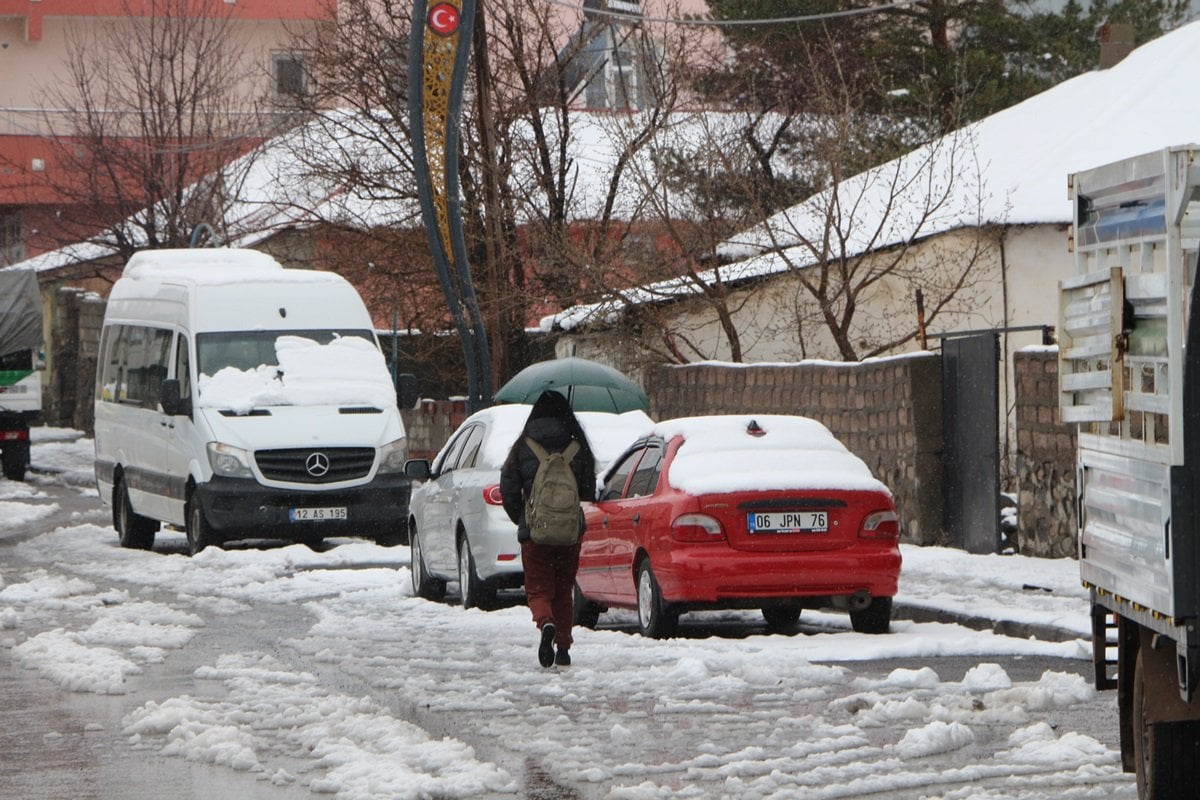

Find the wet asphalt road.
xmin=0 ymin=475 xmax=1123 ymax=799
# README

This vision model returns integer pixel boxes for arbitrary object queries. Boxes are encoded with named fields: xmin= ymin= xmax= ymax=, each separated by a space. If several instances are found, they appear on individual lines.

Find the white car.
xmin=404 ymin=404 xmax=654 ymax=609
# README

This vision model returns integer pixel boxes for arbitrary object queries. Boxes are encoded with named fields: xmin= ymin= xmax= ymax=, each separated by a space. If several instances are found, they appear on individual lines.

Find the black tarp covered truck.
xmin=0 ymin=269 xmax=42 ymax=481
xmin=1061 ymin=145 xmax=1200 ymax=798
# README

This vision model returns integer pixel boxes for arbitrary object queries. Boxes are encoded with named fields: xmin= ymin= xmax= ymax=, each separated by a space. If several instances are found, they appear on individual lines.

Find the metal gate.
xmin=941 ymin=332 xmax=1000 ymax=554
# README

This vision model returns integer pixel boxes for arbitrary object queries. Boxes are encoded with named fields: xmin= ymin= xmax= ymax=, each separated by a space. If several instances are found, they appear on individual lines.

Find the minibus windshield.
xmin=197 ymin=330 xmax=374 ymax=377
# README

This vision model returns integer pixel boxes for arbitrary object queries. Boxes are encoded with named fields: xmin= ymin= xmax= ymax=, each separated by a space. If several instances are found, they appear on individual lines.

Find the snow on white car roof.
xmin=472 ymin=404 xmax=654 ymax=470
xmin=655 ymin=414 xmax=890 ymax=496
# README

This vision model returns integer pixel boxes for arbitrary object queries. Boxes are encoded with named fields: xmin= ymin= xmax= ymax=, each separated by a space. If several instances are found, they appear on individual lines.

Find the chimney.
xmin=1099 ymin=22 xmax=1135 ymax=69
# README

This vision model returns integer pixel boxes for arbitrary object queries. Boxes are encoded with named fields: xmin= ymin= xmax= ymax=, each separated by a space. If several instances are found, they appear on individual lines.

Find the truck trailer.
xmin=1061 ymin=145 xmax=1200 ymax=798
xmin=0 ymin=269 xmax=42 ymax=481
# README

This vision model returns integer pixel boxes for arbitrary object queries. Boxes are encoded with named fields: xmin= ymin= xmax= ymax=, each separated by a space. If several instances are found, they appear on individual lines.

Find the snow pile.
xmin=124 ymin=652 xmax=519 ymax=798
xmin=25 ymin=426 xmax=100 ymax=490
xmin=197 ymin=335 xmax=397 ymax=412
xmin=0 ymin=500 xmax=58 ymax=530
xmin=13 ymin=629 xmax=142 ymax=694
xmin=895 ymin=720 xmax=975 ymax=759
xmin=0 ymin=570 xmax=99 ymax=607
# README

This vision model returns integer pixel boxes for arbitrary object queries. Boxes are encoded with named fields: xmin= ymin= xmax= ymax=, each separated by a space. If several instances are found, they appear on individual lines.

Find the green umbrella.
xmin=493 ymin=357 xmax=649 ymax=413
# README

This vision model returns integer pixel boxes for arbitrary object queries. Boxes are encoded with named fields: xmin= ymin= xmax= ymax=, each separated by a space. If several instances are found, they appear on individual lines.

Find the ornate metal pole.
xmin=409 ymin=0 xmax=492 ymax=411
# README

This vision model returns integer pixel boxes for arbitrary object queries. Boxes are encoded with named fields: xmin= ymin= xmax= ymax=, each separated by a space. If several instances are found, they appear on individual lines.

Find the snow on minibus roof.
xmin=122 ymin=248 xmax=346 ymax=286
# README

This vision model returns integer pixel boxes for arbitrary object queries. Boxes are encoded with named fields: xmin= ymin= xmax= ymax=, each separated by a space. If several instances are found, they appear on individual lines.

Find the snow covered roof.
xmin=1 ymin=107 xmax=802 ymax=278
xmin=722 ymin=18 xmax=1200 ymax=261
xmin=543 ymin=19 xmax=1200 ymax=331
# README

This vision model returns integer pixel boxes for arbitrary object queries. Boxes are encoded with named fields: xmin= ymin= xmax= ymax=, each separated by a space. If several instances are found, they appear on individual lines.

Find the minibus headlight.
xmin=377 ymin=437 xmax=408 ymax=474
xmin=207 ymin=442 xmax=254 ymax=479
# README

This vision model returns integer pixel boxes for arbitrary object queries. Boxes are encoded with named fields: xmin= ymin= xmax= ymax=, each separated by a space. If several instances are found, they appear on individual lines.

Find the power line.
xmin=539 ymin=0 xmax=923 ymax=26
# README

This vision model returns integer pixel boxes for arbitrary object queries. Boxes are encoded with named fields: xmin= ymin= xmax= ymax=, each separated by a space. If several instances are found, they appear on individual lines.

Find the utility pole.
xmin=408 ymin=0 xmax=492 ymax=412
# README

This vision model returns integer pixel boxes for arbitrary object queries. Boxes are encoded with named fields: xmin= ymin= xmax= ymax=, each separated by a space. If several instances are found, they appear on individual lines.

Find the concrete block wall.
xmin=644 ymin=355 xmax=945 ymax=546
xmin=1013 ymin=350 xmax=1076 ymax=558
xmin=400 ymin=399 xmax=469 ymax=461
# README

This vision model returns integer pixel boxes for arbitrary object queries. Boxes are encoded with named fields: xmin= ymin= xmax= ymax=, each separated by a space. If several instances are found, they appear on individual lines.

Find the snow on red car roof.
xmin=655 ymin=414 xmax=890 ymax=496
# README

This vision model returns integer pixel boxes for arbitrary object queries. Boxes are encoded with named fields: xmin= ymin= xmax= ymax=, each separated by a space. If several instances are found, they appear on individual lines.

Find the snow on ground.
xmin=0 ymin=429 xmax=1130 ymax=799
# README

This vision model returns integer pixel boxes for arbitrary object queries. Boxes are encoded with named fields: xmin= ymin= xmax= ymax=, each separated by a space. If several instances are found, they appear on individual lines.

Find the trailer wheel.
xmin=1 ymin=441 xmax=28 ymax=482
xmin=1133 ymin=648 xmax=1200 ymax=799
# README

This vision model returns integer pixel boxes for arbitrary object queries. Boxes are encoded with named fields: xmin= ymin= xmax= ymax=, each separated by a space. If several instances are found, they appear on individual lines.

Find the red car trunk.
xmin=701 ymin=489 xmax=892 ymax=553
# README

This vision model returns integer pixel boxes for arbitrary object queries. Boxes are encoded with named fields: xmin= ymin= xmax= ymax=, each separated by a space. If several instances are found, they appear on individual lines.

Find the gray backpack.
xmin=525 ymin=438 xmax=583 ymax=546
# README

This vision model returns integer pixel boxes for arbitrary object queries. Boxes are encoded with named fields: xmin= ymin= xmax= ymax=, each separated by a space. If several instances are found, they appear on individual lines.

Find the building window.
xmin=272 ymin=52 xmax=309 ymax=101
xmin=0 ymin=212 xmax=23 ymax=266
xmin=608 ymin=50 xmax=638 ymax=110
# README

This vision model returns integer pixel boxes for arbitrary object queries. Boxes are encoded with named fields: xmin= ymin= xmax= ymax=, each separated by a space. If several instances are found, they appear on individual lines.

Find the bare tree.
xmin=283 ymin=0 xmax=706 ymax=387
xmin=469 ymin=0 xmax=700 ymax=377
xmin=26 ymin=0 xmax=280 ymax=262
xmin=556 ymin=27 xmax=990 ymax=367
xmin=741 ymin=41 xmax=991 ymax=363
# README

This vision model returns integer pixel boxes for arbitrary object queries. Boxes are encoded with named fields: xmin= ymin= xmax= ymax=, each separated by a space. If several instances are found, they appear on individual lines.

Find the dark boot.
xmin=538 ymin=623 xmax=556 ymax=668
xmin=555 ymin=647 xmax=571 ymax=667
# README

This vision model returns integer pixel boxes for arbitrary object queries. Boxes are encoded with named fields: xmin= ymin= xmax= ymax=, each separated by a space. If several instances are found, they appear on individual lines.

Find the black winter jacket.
xmin=499 ymin=416 xmax=596 ymax=543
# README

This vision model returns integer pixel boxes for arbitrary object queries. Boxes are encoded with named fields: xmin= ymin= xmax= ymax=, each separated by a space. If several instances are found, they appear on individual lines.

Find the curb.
xmin=892 ymin=602 xmax=1085 ymax=643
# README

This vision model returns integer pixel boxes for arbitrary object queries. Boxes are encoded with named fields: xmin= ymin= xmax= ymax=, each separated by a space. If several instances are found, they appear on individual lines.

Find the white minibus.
xmin=94 ymin=248 xmax=410 ymax=554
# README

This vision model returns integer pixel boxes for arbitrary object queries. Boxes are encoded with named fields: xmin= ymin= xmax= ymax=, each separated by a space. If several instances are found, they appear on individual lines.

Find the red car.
xmin=575 ymin=414 xmax=901 ymax=637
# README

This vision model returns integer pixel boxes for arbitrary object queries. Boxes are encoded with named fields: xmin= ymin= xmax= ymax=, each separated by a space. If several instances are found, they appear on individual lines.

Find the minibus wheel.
xmin=186 ymin=500 xmax=219 ymax=556
xmin=115 ymin=477 xmax=157 ymax=550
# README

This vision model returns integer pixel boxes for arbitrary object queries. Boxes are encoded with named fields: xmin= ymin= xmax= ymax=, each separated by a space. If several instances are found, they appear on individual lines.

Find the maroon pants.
xmin=521 ymin=540 xmax=580 ymax=649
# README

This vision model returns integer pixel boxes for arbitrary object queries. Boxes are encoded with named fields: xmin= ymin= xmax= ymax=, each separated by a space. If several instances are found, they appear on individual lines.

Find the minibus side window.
xmin=96 ymin=327 xmax=116 ymax=403
xmin=174 ymin=333 xmax=191 ymax=403
xmin=108 ymin=326 xmax=132 ymax=404
xmin=124 ymin=326 xmax=172 ymax=409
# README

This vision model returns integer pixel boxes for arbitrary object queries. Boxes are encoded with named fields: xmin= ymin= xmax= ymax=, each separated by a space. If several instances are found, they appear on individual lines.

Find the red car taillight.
xmin=671 ymin=513 xmax=726 ymax=542
xmin=860 ymin=509 xmax=900 ymax=539
xmin=482 ymin=484 xmax=504 ymax=505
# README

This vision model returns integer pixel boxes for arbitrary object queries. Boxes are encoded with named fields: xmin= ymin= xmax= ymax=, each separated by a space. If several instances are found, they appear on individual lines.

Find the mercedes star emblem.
xmin=305 ymin=452 xmax=330 ymax=477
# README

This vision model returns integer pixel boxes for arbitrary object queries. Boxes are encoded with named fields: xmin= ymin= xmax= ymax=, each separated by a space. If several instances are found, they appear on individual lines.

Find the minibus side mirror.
xmin=159 ymin=379 xmax=191 ymax=417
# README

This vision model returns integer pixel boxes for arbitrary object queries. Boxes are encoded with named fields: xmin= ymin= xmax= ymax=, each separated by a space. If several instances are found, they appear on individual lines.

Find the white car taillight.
xmin=482 ymin=484 xmax=504 ymax=505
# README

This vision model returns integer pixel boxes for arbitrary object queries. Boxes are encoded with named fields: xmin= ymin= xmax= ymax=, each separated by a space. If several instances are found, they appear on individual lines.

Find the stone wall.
xmin=644 ymin=355 xmax=945 ymax=546
xmin=1013 ymin=350 xmax=1076 ymax=558
xmin=46 ymin=288 xmax=105 ymax=433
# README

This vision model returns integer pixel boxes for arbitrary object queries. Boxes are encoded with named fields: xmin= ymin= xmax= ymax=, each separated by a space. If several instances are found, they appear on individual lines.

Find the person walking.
xmin=500 ymin=390 xmax=596 ymax=668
